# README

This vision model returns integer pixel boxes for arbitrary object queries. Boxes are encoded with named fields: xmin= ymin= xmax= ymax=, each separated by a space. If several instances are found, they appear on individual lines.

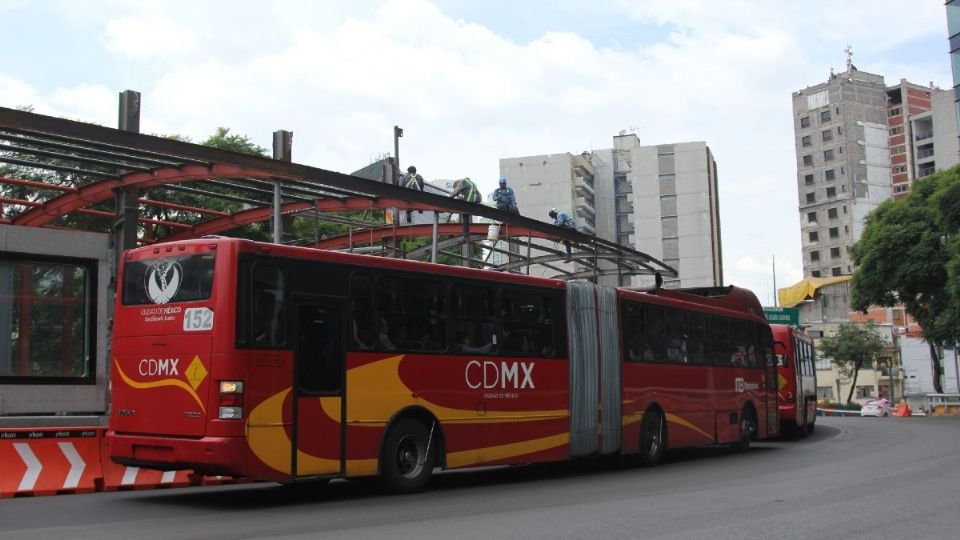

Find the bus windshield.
xmin=122 ymin=253 xmax=216 ymax=305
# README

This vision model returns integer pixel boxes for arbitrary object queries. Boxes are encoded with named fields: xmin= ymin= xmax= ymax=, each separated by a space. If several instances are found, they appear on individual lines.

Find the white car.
xmin=860 ymin=399 xmax=894 ymax=417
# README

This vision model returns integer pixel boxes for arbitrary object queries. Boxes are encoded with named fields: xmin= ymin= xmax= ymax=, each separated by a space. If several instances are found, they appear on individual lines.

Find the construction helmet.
xmin=499 ymin=176 xmax=507 ymax=185
xmin=548 ymin=208 xmax=558 ymax=219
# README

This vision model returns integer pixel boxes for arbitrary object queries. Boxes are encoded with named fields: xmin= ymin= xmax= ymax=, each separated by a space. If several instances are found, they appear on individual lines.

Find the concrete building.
xmin=616 ymin=137 xmax=722 ymax=289
xmin=498 ymin=153 xmax=597 ymax=277
xmin=501 ymin=136 xmax=723 ymax=289
xmin=792 ymin=64 xmax=892 ymax=279
xmin=886 ymin=80 xmax=933 ymax=199
xmin=908 ymin=88 xmax=960 ymax=184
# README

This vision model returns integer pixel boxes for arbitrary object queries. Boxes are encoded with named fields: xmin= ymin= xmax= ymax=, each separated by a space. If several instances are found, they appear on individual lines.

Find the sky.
xmin=0 ymin=0 xmax=952 ymax=304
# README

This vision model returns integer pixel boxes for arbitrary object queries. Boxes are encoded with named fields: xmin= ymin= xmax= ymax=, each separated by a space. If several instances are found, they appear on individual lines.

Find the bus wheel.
xmin=732 ymin=407 xmax=755 ymax=451
xmin=639 ymin=409 xmax=665 ymax=467
xmin=381 ymin=418 xmax=435 ymax=493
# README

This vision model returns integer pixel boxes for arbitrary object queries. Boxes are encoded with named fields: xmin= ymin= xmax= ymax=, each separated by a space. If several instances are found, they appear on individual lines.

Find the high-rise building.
xmin=886 ymin=80 xmax=933 ymax=199
xmin=501 ymin=135 xmax=723 ymax=289
xmin=947 ymin=1 xmax=960 ymax=135
xmin=610 ymin=136 xmax=722 ymax=289
xmin=908 ymin=88 xmax=960 ymax=184
xmin=791 ymin=65 xmax=892 ymax=279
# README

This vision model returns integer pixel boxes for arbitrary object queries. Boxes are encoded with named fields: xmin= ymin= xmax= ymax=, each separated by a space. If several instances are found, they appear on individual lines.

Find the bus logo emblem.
xmin=145 ymin=260 xmax=183 ymax=304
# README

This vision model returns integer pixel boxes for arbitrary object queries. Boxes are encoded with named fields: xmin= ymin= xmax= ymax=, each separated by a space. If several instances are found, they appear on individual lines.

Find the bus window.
xmin=376 ymin=276 xmax=446 ymax=353
xmin=707 ymin=317 xmax=730 ymax=366
xmin=252 ymin=265 xmax=285 ymax=348
xmin=687 ymin=313 xmax=707 ymax=364
xmin=500 ymin=289 xmax=559 ymax=357
xmin=297 ymin=304 xmax=341 ymax=394
xmin=350 ymin=274 xmax=375 ymax=351
xmin=122 ymin=253 xmax=215 ymax=305
xmin=665 ymin=310 xmax=688 ymax=364
xmin=621 ymin=301 xmax=645 ymax=362
xmin=451 ymin=283 xmax=496 ymax=355
xmin=644 ymin=307 xmax=666 ymax=362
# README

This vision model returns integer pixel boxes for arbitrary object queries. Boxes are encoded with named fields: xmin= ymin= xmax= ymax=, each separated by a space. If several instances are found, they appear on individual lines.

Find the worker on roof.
xmin=401 ymin=165 xmax=424 ymax=223
xmin=449 ymin=177 xmax=481 ymax=203
xmin=548 ymin=208 xmax=577 ymax=263
xmin=491 ymin=176 xmax=519 ymax=214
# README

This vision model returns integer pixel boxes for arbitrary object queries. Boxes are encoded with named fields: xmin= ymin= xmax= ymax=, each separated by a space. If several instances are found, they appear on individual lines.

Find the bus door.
xmin=765 ymin=351 xmax=780 ymax=437
xmin=292 ymin=301 xmax=345 ymax=479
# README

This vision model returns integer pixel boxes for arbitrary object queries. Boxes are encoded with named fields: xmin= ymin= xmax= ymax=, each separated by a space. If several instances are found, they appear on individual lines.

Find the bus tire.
xmin=639 ymin=409 xmax=665 ymax=467
xmin=380 ymin=418 xmax=435 ymax=493
xmin=732 ymin=406 xmax=755 ymax=452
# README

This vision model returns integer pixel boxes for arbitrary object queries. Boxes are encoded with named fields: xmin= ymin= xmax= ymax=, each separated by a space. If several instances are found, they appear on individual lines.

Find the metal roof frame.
xmin=0 ymin=106 xmax=677 ymax=281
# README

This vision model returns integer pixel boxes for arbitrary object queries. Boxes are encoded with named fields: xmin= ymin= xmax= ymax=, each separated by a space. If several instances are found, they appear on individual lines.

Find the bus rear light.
xmin=219 ymin=394 xmax=242 ymax=407
xmin=218 ymin=380 xmax=244 ymax=420
xmin=219 ymin=406 xmax=243 ymax=420
xmin=219 ymin=381 xmax=243 ymax=393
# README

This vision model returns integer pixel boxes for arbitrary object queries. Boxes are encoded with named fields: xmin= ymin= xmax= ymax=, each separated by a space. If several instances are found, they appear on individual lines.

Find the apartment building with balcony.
xmin=908 ymin=88 xmax=960 ymax=184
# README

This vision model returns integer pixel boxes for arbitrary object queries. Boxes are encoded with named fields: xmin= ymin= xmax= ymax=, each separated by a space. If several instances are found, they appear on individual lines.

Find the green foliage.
xmin=201 ymin=127 xmax=267 ymax=157
xmin=818 ymin=323 xmax=885 ymax=405
xmin=851 ymin=166 xmax=960 ymax=394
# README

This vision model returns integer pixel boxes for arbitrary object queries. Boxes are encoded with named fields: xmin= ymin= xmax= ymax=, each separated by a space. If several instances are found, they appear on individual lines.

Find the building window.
xmin=888 ymin=107 xmax=901 ymax=117
xmin=802 ymin=135 xmax=812 ymax=147
xmin=807 ymin=211 xmax=817 ymax=223
xmin=891 ymin=146 xmax=905 ymax=155
xmin=830 ymin=247 xmax=841 ymax=258
xmin=811 ymin=270 xmax=822 ymax=277
xmin=822 ymin=130 xmax=833 ymax=142
xmin=829 ymin=227 xmax=839 ymax=238
xmin=838 ymin=126 xmax=843 ymax=135
xmin=810 ymin=250 xmax=820 ymax=261
xmin=828 ymin=207 xmax=838 ymax=219
xmin=809 ymin=231 xmax=819 ymax=242
xmin=843 ymin=205 xmax=847 ymax=214
xmin=855 ymin=385 xmax=875 ymax=398
xmin=832 ymin=267 xmax=843 ymax=277
xmin=806 ymin=192 xmax=816 ymax=204
xmin=0 ymin=257 xmax=95 ymax=383
xmin=889 ymin=125 xmax=903 ymax=135
xmin=800 ymin=116 xmax=811 ymax=129
xmin=824 ymin=149 xmax=834 ymax=161
xmin=803 ymin=154 xmax=814 ymax=166
xmin=825 ymin=169 xmax=836 ymax=181
xmin=893 ymin=165 xmax=907 ymax=174
xmin=826 ymin=187 xmax=836 ymax=198
xmin=817 ymin=386 xmax=834 ymax=399
xmin=804 ymin=173 xmax=815 ymax=185
xmin=821 ymin=110 xmax=831 ymax=123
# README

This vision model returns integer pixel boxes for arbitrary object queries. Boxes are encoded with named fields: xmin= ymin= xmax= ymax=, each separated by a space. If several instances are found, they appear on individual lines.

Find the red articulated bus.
xmin=772 ymin=324 xmax=817 ymax=438
xmin=106 ymin=237 xmax=779 ymax=492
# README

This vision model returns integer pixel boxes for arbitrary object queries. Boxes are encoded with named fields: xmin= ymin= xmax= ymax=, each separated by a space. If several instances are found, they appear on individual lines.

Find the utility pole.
xmin=393 ymin=126 xmax=403 ymax=185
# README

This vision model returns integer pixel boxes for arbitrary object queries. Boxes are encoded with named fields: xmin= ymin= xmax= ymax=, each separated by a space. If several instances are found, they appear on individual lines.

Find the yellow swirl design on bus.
xmin=247 ymin=354 xmax=571 ymax=476
xmin=114 ymin=359 xmax=206 ymax=412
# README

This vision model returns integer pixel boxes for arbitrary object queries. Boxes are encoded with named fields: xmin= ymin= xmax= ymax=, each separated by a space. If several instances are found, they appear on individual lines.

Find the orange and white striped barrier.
xmin=0 ymin=427 xmax=103 ymax=498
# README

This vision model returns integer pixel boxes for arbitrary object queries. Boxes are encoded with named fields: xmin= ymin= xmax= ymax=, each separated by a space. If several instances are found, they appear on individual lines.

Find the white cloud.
xmin=101 ymin=15 xmax=199 ymax=59
xmin=2 ymin=0 xmax=950 ymax=303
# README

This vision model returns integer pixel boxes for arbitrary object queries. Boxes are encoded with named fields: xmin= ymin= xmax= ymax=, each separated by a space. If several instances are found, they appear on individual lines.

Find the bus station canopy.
xmin=0 ymin=106 xmax=676 ymax=281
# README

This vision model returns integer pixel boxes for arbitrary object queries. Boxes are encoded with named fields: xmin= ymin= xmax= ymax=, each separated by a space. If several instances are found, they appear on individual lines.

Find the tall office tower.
xmin=791 ymin=64 xmax=892 ymax=279
xmin=618 ymin=136 xmax=723 ymax=289
xmin=886 ymin=80 xmax=934 ymax=199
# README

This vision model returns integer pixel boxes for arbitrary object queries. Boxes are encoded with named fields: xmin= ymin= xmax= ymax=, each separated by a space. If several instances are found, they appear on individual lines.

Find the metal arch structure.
xmin=0 ymin=105 xmax=677 ymax=282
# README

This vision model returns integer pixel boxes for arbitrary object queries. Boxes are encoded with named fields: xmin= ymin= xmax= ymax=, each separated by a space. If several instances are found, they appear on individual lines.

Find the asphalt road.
xmin=2 ymin=416 xmax=958 ymax=540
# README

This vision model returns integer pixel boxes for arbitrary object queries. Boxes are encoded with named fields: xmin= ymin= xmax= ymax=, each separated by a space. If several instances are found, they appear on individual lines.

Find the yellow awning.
xmin=777 ymin=275 xmax=852 ymax=308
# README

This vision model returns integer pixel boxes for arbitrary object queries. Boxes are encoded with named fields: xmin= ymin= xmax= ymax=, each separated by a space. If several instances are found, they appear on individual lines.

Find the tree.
xmin=818 ymin=323 xmax=886 ymax=405
xmin=851 ymin=166 xmax=960 ymax=394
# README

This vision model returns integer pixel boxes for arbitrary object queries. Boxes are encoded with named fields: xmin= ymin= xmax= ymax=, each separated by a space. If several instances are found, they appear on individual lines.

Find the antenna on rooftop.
xmin=844 ymin=44 xmax=853 ymax=72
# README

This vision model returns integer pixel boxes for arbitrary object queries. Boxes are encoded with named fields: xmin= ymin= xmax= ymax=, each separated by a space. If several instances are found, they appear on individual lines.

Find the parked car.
xmin=860 ymin=399 xmax=895 ymax=417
